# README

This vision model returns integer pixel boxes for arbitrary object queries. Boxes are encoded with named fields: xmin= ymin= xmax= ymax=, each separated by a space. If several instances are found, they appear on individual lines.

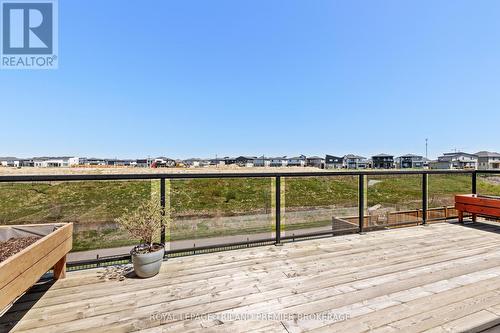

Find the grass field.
xmin=1 ymin=173 xmax=499 ymax=251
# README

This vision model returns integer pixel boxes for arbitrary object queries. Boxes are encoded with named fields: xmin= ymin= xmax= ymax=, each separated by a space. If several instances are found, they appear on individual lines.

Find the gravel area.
xmin=97 ymin=264 xmax=133 ymax=281
xmin=0 ymin=236 xmax=41 ymax=263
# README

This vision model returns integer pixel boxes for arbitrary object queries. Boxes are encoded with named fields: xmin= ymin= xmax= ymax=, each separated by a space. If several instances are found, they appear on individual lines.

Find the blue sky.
xmin=2 ymin=0 xmax=500 ymax=159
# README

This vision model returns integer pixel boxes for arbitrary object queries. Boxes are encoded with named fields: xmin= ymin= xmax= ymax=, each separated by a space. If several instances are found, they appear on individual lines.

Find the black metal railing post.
xmin=275 ymin=176 xmax=282 ymax=245
xmin=422 ymin=173 xmax=428 ymax=225
xmin=160 ymin=178 xmax=166 ymax=244
xmin=472 ymin=171 xmax=477 ymax=195
xmin=359 ymin=174 xmax=365 ymax=233
xmin=471 ymin=171 xmax=478 ymax=223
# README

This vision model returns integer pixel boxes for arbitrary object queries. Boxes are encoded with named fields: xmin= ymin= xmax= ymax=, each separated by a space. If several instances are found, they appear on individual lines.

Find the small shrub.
xmin=116 ymin=199 xmax=169 ymax=253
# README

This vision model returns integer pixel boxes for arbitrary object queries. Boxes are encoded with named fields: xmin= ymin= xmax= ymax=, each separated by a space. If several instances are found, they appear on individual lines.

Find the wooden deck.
xmin=3 ymin=221 xmax=500 ymax=333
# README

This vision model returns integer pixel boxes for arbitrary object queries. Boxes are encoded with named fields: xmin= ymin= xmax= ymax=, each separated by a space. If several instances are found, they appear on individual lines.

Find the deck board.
xmin=3 ymin=222 xmax=500 ymax=332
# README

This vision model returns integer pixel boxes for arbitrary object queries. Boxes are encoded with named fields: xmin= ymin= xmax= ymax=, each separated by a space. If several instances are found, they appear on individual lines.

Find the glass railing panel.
xmin=477 ymin=173 xmax=500 ymax=197
xmin=476 ymin=172 xmax=500 ymax=223
xmin=282 ymin=175 xmax=359 ymax=238
xmin=428 ymin=173 xmax=472 ymax=221
xmin=0 ymin=180 xmax=156 ymax=255
xmin=167 ymin=177 xmax=273 ymax=252
xmin=366 ymin=174 xmax=422 ymax=228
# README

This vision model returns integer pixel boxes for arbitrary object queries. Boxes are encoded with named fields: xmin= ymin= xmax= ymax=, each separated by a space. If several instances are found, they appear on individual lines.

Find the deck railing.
xmin=0 ymin=169 xmax=498 ymax=270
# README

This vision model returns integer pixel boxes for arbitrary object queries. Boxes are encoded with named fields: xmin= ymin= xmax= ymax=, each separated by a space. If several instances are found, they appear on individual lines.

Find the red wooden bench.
xmin=455 ymin=194 xmax=500 ymax=223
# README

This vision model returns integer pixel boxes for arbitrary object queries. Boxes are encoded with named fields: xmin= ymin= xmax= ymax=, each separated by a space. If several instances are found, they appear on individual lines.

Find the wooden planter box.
xmin=0 ymin=223 xmax=73 ymax=312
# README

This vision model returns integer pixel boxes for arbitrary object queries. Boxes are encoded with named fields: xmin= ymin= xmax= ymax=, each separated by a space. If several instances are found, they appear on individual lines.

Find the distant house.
xmin=0 ymin=157 xmax=20 ymax=167
xmin=209 ymin=157 xmax=226 ymax=166
xmin=33 ymin=158 xmax=47 ymax=167
xmin=70 ymin=157 xmax=86 ymax=166
xmin=183 ymin=158 xmax=202 ymax=167
xmin=344 ymin=154 xmax=369 ymax=169
xmin=106 ymin=159 xmax=134 ymax=167
xmin=33 ymin=157 xmax=82 ymax=168
xmin=306 ymin=156 xmax=325 ymax=168
xmin=223 ymin=157 xmax=237 ymax=165
xmin=134 ymin=158 xmax=154 ymax=168
xmin=19 ymin=159 xmax=34 ymax=167
xmin=235 ymin=156 xmax=256 ymax=167
xmin=253 ymin=156 xmax=271 ymax=167
xmin=372 ymin=154 xmax=395 ymax=169
xmin=325 ymin=155 xmax=344 ymax=169
xmin=475 ymin=151 xmax=500 ymax=170
xmin=422 ymin=157 xmax=431 ymax=168
xmin=398 ymin=154 xmax=424 ymax=169
xmin=151 ymin=157 xmax=176 ymax=168
xmin=269 ymin=157 xmax=288 ymax=167
xmin=430 ymin=152 xmax=478 ymax=170
xmin=85 ymin=158 xmax=107 ymax=166
xmin=287 ymin=155 xmax=307 ymax=167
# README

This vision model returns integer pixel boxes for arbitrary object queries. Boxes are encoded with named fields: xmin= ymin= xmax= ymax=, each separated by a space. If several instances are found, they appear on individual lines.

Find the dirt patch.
xmin=483 ymin=176 xmax=500 ymax=185
xmin=368 ymin=179 xmax=382 ymax=187
xmin=0 ymin=236 xmax=41 ymax=262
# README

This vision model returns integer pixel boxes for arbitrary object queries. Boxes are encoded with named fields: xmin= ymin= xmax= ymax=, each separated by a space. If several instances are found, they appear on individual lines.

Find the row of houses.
xmin=0 ymin=155 xmax=326 ymax=169
xmin=0 ymin=157 xmax=82 ymax=168
xmin=0 ymin=157 xmax=176 ymax=168
xmin=1 ymin=151 xmax=499 ymax=170
xmin=324 ymin=151 xmax=500 ymax=170
xmin=324 ymin=154 xmax=426 ymax=169
xmin=202 ymin=152 xmax=499 ymax=170
xmin=429 ymin=151 xmax=500 ymax=170
xmin=183 ymin=154 xmax=430 ymax=169
xmin=0 ymin=154 xmax=390 ymax=169
xmin=182 ymin=155 xmax=326 ymax=168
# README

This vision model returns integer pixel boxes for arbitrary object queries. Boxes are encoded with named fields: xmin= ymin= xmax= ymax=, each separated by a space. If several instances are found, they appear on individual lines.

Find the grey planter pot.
xmin=131 ymin=244 xmax=165 ymax=278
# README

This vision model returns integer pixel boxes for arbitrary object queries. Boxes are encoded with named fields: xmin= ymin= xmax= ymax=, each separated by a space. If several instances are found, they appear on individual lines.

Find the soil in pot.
xmin=0 ymin=236 xmax=41 ymax=263
xmin=131 ymin=243 xmax=165 ymax=278
xmin=132 ymin=243 xmax=164 ymax=255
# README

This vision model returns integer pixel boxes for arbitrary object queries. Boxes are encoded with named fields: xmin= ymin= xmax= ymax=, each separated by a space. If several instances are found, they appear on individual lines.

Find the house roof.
xmin=307 ymin=156 xmax=324 ymax=160
xmin=32 ymin=156 xmax=76 ymax=161
xmin=344 ymin=154 xmax=365 ymax=159
xmin=399 ymin=154 xmax=423 ymax=158
xmin=372 ymin=153 xmax=394 ymax=158
xmin=442 ymin=152 xmax=476 ymax=157
xmin=107 ymin=158 xmax=134 ymax=162
xmin=475 ymin=151 xmax=500 ymax=157
xmin=236 ymin=156 xmax=257 ymax=160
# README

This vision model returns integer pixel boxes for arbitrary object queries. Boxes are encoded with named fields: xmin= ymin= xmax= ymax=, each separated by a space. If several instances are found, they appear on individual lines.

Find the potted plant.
xmin=117 ymin=199 xmax=167 ymax=278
